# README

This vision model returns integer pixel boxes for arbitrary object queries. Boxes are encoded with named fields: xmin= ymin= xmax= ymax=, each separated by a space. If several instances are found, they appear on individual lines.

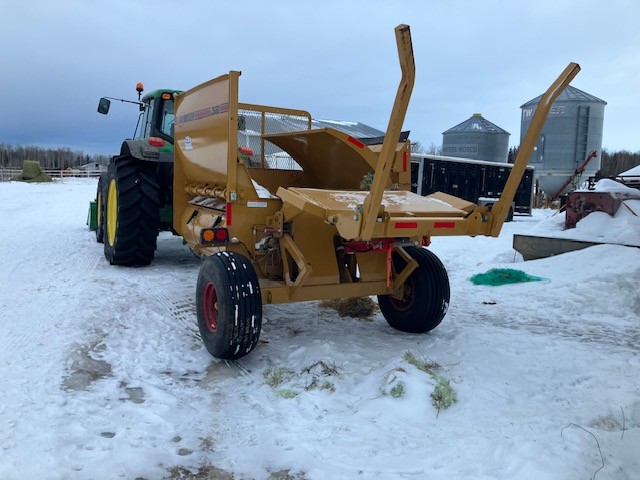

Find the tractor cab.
xmin=97 ymin=84 xmax=182 ymax=145
xmin=137 ymin=88 xmax=180 ymax=144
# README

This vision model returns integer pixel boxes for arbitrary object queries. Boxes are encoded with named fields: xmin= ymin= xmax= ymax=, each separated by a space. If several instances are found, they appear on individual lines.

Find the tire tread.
xmin=104 ymin=157 xmax=160 ymax=266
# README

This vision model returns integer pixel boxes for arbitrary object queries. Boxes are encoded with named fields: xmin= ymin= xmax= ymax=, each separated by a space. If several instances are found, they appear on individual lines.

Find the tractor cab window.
xmin=136 ymin=99 xmax=155 ymax=139
xmin=160 ymin=99 xmax=175 ymax=138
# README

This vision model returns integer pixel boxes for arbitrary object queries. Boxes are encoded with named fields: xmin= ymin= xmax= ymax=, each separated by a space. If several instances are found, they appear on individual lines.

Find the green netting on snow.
xmin=469 ymin=268 xmax=545 ymax=286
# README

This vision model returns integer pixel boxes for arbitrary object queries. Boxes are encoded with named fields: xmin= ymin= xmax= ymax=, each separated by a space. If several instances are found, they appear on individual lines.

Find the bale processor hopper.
xmin=172 ymin=25 xmax=580 ymax=359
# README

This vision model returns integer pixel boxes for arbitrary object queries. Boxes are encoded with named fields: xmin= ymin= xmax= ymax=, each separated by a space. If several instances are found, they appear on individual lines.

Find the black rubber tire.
xmin=486 ymin=202 xmax=514 ymax=223
xmin=103 ymin=157 xmax=160 ymax=266
xmin=95 ymin=172 xmax=108 ymax=243
xmin=196 ymin=252 xmax=262 ymax=360
xmin=378 ymin=246 xmax=450 ymax=333
xmin=506 ymin=205 xmax=514 ymax=222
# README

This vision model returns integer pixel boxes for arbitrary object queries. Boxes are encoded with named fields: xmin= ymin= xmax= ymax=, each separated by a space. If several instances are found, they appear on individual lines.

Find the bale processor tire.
xmin=378 ymin=246 xmax=450 ymax=333
xmin=103 ymin=157 xmax=160 ymax=266
xmin=196 ymin=252 xmax=262 ymax=360
xmin=95 ymin=172 xmax=108 ymax=243
xmin=506 ymin=205 xmax=514 ymax=222
xmin=486 ymin=202 xmax=514 ymax=223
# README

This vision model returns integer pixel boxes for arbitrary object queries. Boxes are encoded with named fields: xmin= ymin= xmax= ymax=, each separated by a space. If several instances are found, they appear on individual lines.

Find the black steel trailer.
xmin=411 ymin=154 xmax=535 ymax=217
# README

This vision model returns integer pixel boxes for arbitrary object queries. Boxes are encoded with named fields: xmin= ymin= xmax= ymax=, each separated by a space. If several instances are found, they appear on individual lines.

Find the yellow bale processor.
xmin=168 ymin=24 xmax=580 ymax=359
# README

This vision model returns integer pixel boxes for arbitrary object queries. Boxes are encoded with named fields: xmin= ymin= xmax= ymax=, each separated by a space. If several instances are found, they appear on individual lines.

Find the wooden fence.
xmin=0 ymin=168 xmax=103 ymax=182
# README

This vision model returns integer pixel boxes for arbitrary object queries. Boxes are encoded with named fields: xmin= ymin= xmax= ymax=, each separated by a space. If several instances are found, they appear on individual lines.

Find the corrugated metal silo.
xmin=442 ymin=114 xmax=510 ymax=163
xmin=520 ymin=85 xmax=606 ymax=195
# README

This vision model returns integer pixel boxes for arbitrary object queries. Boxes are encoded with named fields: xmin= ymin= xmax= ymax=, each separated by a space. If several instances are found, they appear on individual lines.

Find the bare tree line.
xmin=598 ymin=149 xmax=640 ymax=177
xmin=411 ymin=142 xmax=441 ymax=155
xmin=0 ymin=144 xmax=111 ymax=170
xmin=500 ymin=146 xmax=638 ymax=177
xmin=2 ymin=141 xmax=638 ymax=177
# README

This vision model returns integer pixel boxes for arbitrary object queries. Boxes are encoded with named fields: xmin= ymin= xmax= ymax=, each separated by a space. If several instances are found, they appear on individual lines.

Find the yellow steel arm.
xmin=488 ymin=62 xmax=581 ymax=236
xmin=360 ymin=24 xmax=415 ymax=241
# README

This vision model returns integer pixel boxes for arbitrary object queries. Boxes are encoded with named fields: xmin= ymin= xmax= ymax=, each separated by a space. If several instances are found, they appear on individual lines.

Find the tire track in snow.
xmin=145 ymin=286 xmax=198 ymax=334
xmin=466 ymin=311 xmax=640 ymax=351
xmin=1 ymin=230 xmax=104 ymax=366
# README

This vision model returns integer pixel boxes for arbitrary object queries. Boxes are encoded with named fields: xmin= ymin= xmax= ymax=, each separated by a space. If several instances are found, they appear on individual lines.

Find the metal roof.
xmin=238 ymin=112 xmax=384 ymax=148
xmin=442 ymin=114 xmax=510 ymax=135
xmin=141 ymin=89 xmax=182 ymax=102
xmin=412 ymin=153 xmax=533 ymax=169
xmin=521 ymin=85 xmax=607 ymax=108
xmin=237 ymin=110 xmax=385 ymax=168
xmin=312 ymin=119 xmax=384 ymax=138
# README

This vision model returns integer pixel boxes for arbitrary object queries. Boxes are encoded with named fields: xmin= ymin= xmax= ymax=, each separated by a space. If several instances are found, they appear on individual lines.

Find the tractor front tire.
xmin=95 ymin=172 xmax=108 ymax=243
xmin=103 ymin=157 xmax=160 ymax=266
xmin=378 ymin=247 xmax=450 ymax=333
xmin=196 ymin=252 xmax=262 ymax=360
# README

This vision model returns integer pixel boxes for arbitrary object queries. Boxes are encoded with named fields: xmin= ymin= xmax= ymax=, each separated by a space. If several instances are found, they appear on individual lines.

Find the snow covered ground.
xmin=0 ymin=178 xmax=638 ymax=480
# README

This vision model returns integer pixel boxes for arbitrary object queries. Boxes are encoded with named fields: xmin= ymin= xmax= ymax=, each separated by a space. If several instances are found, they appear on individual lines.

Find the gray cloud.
xmin=1 ymin=0 xmax=639 ymax=155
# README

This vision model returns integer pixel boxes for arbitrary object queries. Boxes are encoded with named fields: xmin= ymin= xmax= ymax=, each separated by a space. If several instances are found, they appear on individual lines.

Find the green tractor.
xmin=92 ymin=84 xmax=182 ymax=266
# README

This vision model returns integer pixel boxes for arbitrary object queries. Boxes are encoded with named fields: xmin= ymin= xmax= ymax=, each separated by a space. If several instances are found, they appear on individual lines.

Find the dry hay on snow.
xmin=318 ymin=296 xmax=378 ymax=319
xmin=12 ymin=160 xmax=52 ymax=183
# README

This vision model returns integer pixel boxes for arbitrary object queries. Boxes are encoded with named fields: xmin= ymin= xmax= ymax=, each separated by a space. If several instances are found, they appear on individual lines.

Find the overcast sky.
xmin=1 ymin=0 xmax=639 ymax=155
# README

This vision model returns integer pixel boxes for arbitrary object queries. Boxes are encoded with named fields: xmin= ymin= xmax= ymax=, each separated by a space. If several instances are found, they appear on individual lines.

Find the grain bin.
xmin=520 ymin=85 xmax=606 ymax=195
xmin=442 ymin=114 xmax=510 ymax=163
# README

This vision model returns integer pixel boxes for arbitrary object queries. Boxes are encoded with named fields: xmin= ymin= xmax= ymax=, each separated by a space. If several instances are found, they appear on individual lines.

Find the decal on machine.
xmin=176 ymin=102 xmax=229 ymax=127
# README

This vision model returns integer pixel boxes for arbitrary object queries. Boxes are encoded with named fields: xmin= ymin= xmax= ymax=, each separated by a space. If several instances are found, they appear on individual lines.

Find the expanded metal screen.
xmin=238 ymin=106 xmax=311 ymax=170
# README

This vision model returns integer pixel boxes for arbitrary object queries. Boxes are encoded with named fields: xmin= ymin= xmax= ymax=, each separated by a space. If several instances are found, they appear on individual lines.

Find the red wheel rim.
xmin=389 ymin=279 xmax=415 ymax=312
xmin=203 ymin=282 xmax=219 ymax=333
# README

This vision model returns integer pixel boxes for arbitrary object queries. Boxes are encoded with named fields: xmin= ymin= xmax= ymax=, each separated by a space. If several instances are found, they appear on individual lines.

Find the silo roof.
xmin=442 ymin=113 xmax=510 ymax=135
xmin=521 ymin=85 xmax=607 ymax=108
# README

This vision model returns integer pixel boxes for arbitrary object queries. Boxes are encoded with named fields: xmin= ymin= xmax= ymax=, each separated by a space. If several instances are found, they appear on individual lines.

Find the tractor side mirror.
xmin=238 ymin=114 xmax=246 ymax=131
xmin=97 ymin=98 xmax=111 ymax=115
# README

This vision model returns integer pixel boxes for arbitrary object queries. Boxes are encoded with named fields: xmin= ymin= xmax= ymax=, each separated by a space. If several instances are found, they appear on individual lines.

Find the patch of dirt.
xmin=158 ymin=466 xmax=307 ymax=480
xmin=62 ymin=334 xmax=111 ymax=391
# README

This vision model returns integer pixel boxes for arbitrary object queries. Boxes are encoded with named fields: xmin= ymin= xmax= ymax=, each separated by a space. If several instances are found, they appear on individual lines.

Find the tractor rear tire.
xmin=103 ymin=157 xmax=160 ymax=266
xmin=196 ymin=252 xmax=262 ymax=360
xmin=95 ymin=172 xmax=108 ymax=243
xmin=378 ymin=247 xmax=450 ymax=333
